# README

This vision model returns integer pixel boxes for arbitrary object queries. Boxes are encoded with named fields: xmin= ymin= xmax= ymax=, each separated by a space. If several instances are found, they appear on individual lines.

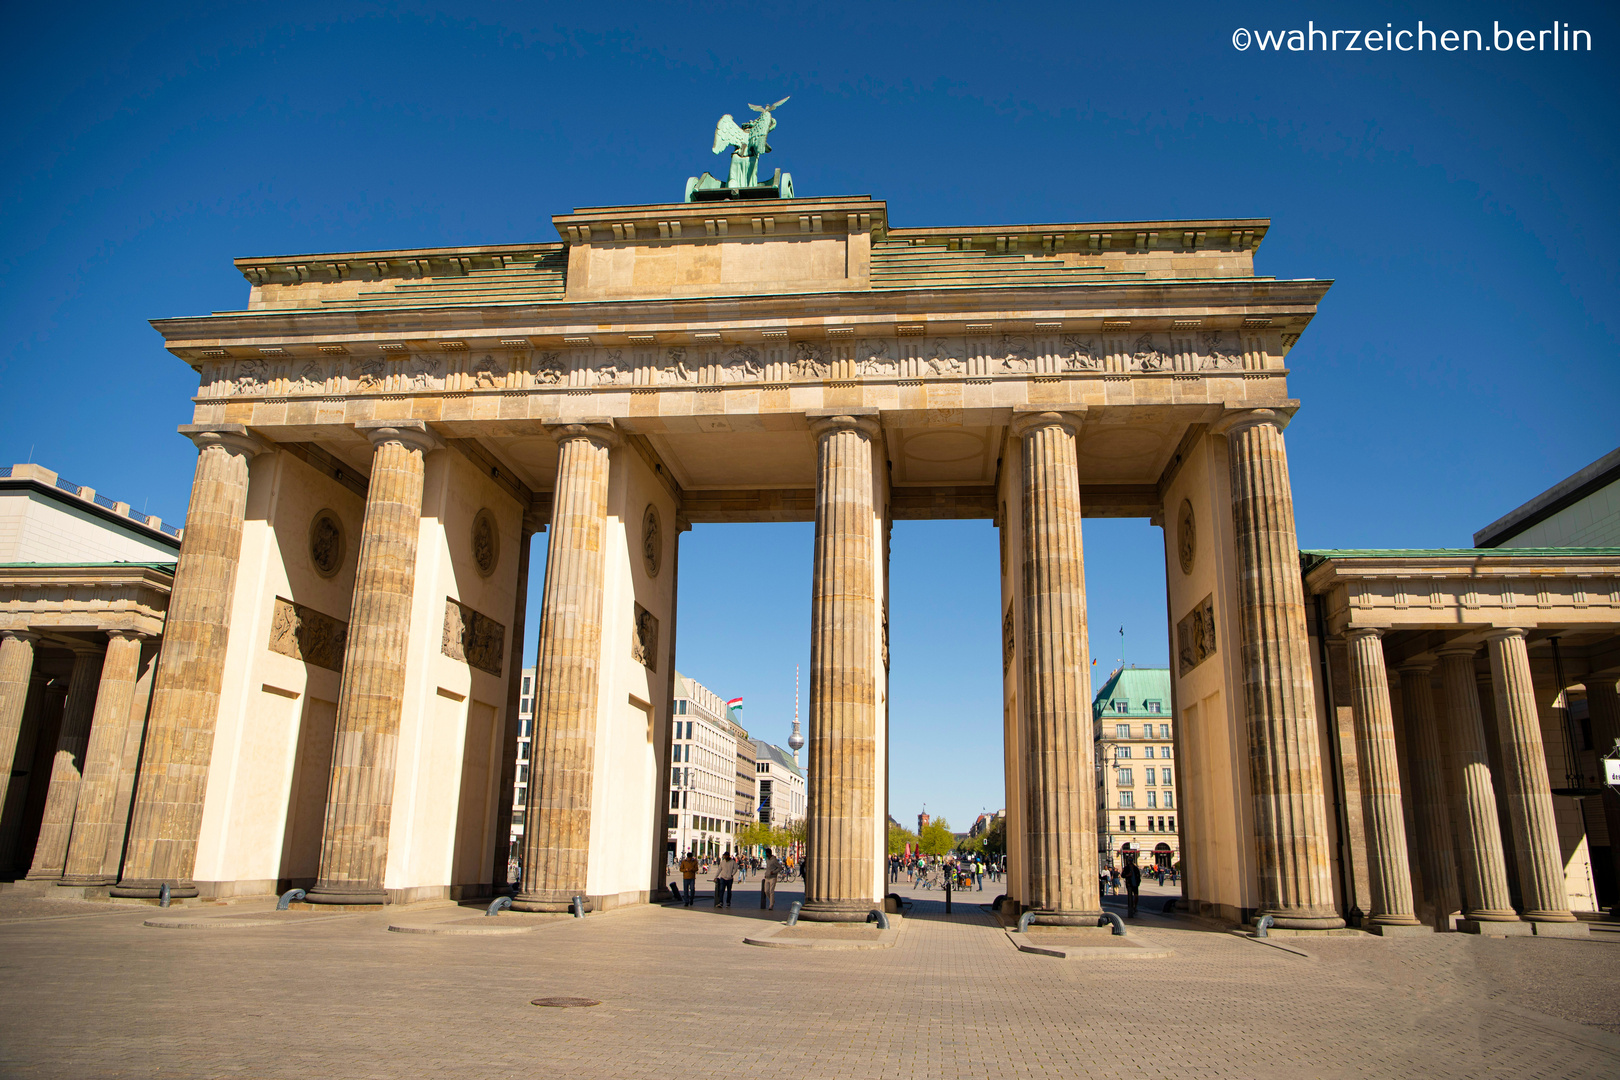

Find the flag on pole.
xmin=726 ymin=697 xmax=743 ymax=711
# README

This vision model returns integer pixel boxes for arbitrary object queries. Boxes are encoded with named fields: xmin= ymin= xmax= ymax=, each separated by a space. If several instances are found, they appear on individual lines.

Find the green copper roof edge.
xmin=0 ymin=561 xmax=177 ymax=571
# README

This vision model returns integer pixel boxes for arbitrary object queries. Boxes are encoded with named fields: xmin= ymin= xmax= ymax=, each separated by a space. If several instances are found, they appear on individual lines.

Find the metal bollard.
xmin=159 ymin=883 xmax=170 ymax=908
xmin=944 ymin=877 xmax=952 ymax=915
xmin=866 ymin=909 xmax=890 ymax=930
xmin=487 ymin=896 xmax=512 ymax=917
xmin=1255 ymin=914 xmax=1275 ymax=938
xmin=277 ymin=889 xmax=306 ymax=911
xmin=1017 ymin=910 xmax=1037 ymax=934
xmin=786 ymin=900 xmax=802 ymax=927
xmin=1098 ymin=912 xmax=1125 ymax=936
xmin=571 ymin=895 xmax=585 ymax=918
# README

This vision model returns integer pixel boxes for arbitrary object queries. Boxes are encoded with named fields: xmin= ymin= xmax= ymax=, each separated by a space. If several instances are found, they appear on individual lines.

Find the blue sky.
xmin=3 ymin=2 xmax=1616 ymax=828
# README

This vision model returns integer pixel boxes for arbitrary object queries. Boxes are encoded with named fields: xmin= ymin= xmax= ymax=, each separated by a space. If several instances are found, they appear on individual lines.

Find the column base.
xmin=510 ymin=890 xmax=593 ymax=914
xmin=1366 ymin=921 xmax=1432 ymax=937
xmin=1529 ymin=920 xmax=1589 ymax=938
xmin=1263 ymin=910 xmax=1346 ymax=931
xmin=110 ymin=879 xmax=199 ymax=899
xmin=798 ymin=900 xmax=879 ymax=923
xmin=303 ymin=885 xmax=388 ymax=906
xmin=1458 ymin=918 xmax=1532 ymax=936
xmin=23 ymin=869 xmax=63 ymax=882
xmin=1024 ymin=908 xmax=1104 ymax=926
xmin=1523 ymin=910 xmax=1578 ymax=923
xmin=57 ymin=875 xmax=115 ymax=887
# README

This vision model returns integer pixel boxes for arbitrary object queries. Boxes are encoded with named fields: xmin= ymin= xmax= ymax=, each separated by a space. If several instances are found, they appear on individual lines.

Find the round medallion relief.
xmin=642 ymin=504 xmax=662 ymax=578
xmin=472 ymin=508 xmax=499 ymax=578
xmin=1177 ymin=499 xmax=1196 ymax=576
xmin=308 ymin=510 xmax=345 ymax=578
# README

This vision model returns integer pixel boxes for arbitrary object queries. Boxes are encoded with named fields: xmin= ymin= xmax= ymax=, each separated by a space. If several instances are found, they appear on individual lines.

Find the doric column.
xmin=1217 ymin=409 xmax=1341 ymax=928
xmin=113 ymin=424 xmax=266 ymax=898
xmin=26 ymin=643 xmax=105 ymax=880
xmin=306 ymin=420 xmax=440 ymax=906
xmin=513 ymin=422 xmax=617 ymax=913
xmin=1484 ymin=629 xmax=1576 ymax=924
xmin=0 ymin=630 xmax=42 ymax=824
xmin=1436 ymin=646 xmax=1517 ymax=923
xmin=1343 ymin=629 xmax=1421 ymax=930
xmin=1011 ymin=409 xmax=1099 ymax=922
xmin=60 ymin=632 xmax=148 ymax=885
xmin=800 ymin=413 xmax=883 ymax=922
xmin=1395 ymin=659 xmax=1460 ymax=929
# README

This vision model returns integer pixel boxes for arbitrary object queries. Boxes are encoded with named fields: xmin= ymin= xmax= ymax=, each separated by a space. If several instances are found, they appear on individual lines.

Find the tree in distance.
xmin=918 ymin=817 xmax=955 ymax=857
xmin=888 ymin=821 xmax=919 ymax=855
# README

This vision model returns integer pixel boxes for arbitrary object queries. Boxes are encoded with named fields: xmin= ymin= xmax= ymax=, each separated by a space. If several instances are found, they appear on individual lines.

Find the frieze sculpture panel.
xmin=442 ymin=597 xmax=506 ymax=676
xmin=200 ymin=328 xmax=1268 ymax=398
xmin=1177 ymin=594 xmax=1218 ymax=677
xmin=269 ymin=597 xmax=348 ymax=672
xmin=631 ymin=602 xmax=659 ymax=670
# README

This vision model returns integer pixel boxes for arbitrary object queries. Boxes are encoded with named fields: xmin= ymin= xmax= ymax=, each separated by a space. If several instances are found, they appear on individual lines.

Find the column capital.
xmin=1009 ymin=405 xmax=1085 ymax=438
xmin=1395 ymin=657 xmax=1436 ymax=676
xmin=356 ymin=418 xmax=444 ymax=455
xmin=1483 ymin=627 xmax=1529 ymax=645
xmin=178 ymin=423 xmax=271 ymax=459
xmin=63 ymin=639 xmax=105 ymax=658
xmin=1211 ymin=405 xmax=1296 ymax=437
xmin=543 ymin=418 xmax=620 ymax=450
xmin=1 ymin=629 xmax=40 ymax=646
xmin=105 ymin=629 xmax=150 ymax=645
xmin=806 ymin=409 xmax=881 ymax=440
xmin=1344 ymin=626 xmax=1384 ymax=643
xmin=1435 ymin=642 xmax=1480 ymax=660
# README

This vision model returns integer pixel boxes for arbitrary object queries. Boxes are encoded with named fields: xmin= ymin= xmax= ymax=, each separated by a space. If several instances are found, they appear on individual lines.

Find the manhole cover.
xmin=530 ymin=997 xmax=601 ymax=1008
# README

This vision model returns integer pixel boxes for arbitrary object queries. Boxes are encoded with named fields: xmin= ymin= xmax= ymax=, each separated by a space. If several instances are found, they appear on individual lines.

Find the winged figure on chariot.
xmin=685 ymin=97 xmax=795 ymax=201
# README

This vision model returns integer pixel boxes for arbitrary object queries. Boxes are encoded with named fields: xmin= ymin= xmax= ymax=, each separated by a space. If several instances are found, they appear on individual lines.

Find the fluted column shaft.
xmin=1396 ymin=661 xmax=1460 ymax=928
xmin=802 ymin=414 xmax=881 ymax=921
xmin=114 ymin=426 xmax=263 ymax=898
xmin=0 ymin=631 xmax=41 ymax=825
xmin=1437 ymin=648 xmax=1516 ymax=920
xmin=1013 ymin=410 xmax=1098 ymax=921
xmin=514 ymin=424 xmax=616 ymax=913
xmin=1221 ymin=411 xmax=1341 ymax=928
xmin=26 ymin=646 xmax=105 ymax=880
xmin=61 ymin=632 xmax=147 ymax=885
xmin=1343 ymin=629 xmax=1420 ymax=927
xmin=1485 ymin=629 xmax=1575 ymax=923
xmin=307 ymin=422 xmax=437 ymax=905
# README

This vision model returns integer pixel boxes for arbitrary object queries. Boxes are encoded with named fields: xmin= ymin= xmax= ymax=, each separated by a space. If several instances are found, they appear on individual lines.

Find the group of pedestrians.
xmin=889 ymin=852 xmax=1000 ymax=891
xmin=673 ymin=847 xmax=788 ymax=910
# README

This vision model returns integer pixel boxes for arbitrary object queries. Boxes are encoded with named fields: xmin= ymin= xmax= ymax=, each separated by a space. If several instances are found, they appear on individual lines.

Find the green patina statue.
xmin=685 ymin=97 xmax=795 ymax=202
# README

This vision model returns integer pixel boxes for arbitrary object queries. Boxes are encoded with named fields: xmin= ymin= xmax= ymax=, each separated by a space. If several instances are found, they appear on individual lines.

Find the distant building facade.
xmin=669 ymin=673 xmax=745 ymax=858
xmin=508 ymin=667 xmax=536 ymax=846
xmin=753 ymin=739 xmax=805 ymax=834
xmin=1093 ymin=667 xmax=1179 ymax=870
xmin=1475 ymin=447 xmax=1620 ymax=549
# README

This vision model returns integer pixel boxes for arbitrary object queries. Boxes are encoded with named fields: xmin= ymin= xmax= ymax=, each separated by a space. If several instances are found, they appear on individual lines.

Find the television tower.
xmin=788 ymin=664 xmax=804 ymax=765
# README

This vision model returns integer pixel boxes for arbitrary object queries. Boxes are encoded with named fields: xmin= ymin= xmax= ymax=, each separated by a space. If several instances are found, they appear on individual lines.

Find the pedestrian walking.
xmin=1124 ymin=857 xmax=1142 ymax=918
xmin=761 ymin=847 xmax=782 ymax=911
xmin=679 ymin=850 xmax=699 ymax=906
xmin=714 ymin=849 xmax=737 ymax=907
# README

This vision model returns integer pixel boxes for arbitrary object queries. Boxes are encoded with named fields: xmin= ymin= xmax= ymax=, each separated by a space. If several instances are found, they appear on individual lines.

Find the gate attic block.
xmin=139 ymin=194 xmax=1339 ymax=925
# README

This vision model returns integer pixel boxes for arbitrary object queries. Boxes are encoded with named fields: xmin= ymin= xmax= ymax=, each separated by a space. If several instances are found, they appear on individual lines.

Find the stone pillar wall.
xmin=1012 ymin=410 xmax=1099 ymax=921
xmin=1344 ymin=629 xmax=1420 ymax=929
xmin=114 ymin=425 xmax=264 ymax=898
xmin=1219 ymin=411 xmax=1341 ymax=928
xmin=25 ymin=645 xmax=105 ymax=880
xmin=1436 ymin=647 xmax=1516 ymax=921
xmin=801 ymin=413 xmax=882 ymax=922
xmin=307 ymin=421 xmax=439 ymax=906
xmin=61 ymin=632 xmax=147 ymax=885
xmin=513 ymin=423 xmax=616 ymax=913
xmin=1485 ymin=629 xmax=1576 ymax=923
xmin=1396 ymin=660 xmax=1461 ymax=928
xmin=0 ymin=631 xmax=41 ymax=836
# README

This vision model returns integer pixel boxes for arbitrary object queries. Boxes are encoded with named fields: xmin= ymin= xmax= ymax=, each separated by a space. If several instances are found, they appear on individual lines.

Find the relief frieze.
xmin=1177 ymin=594 xmax=1218 ymax=677
xmin=442 ymin=597 xmax=505 ymax=676
xmin=269 ymin=597 xmax=348 ymax=672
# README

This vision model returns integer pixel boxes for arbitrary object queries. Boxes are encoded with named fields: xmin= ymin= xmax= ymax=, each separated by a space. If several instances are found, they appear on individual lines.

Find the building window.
xmin=1120 ymin=791 xmax=1134 ymax=808
xmin=1143 ymin=746 xmax=1154 ymax=759
xmin=1145 ymin=768 xmax=1156 ymax=785
xmin=671 ymin=768 xmax=679 ymax=788
xmin=1164 ymin=792 xmax=1174 ymax=808
xmin=1162 ymin=769 xmax=1172 ymax=788
xmin=1114 ymin=703 xmax=1129 ymax=716
xmin=1117 ymin=746 xmax=1131 ymax=760
xmin=520 ymin=697 xmax=531 ymax=714
xmin=666 ymin=814 xmax=676 ymax=829
xmin=1115 ymin=723 xmax=1130 ymax=737
xmin=670 ymin=792 xmax=679 ymax=810
xmin=1146 ymin=816 xmax=1155 ymax=830
xmin=1146 ymin=701 xmax=1161 ymax=714
xmin=1129 ymin=816 xmax=1136 ymax=831
xmin=1147 ymin=791 xmax=1157 ymax=808
xmin=522 ymin=676 xmax=531 ymax=695
xmin=1160 ymin=724 xmax=1171 ymax=739
xmin=1161 ymin=744 xmax=1172 ymax=759
xmin=1117 ymin=768 xmax=1133 ymax=785
xmin=1168 ymin=816 xmax=1175 ymax=831
xmin=1119 ymin=816 xmax=1127 ymax=832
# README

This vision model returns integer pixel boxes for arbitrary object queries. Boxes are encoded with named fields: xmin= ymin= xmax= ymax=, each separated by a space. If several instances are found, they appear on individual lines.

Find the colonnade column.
xmin=1217 ymin=410 xmax=1342 ymax=928
xmin=1435 ymin=646 xmax=1517 ymax=924
xmin=1396 ymin=660 xmax=1460 ymax=928
xmin=801 ymin=413 xmax=883 ymax=922
xmin=1343 ymin=629 xmax=1422 ymax=931
xmin=1011 ymin=409 xmax=1099 ymax=922
xmin=513 ymin=423 xmax=617 ymax=913
xmin=60 ymin=632 xmax=148 ymax=885
xmin=25 ymin=644 xmax=105 ymax=880
xmin=0 ymin=631 xmax=41 ymax=828
xmin=1484 ymin=628 xmax=1576 ymax=925
xmin=113 ymin=424 xmax=266 ymax=899
xmin=306 ymin=420 xmax=440 ymax=906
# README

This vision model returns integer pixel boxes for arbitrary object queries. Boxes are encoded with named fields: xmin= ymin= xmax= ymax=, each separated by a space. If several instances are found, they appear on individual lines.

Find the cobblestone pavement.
xmin=1 ymin=879 xmax=1616 ymax=1079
